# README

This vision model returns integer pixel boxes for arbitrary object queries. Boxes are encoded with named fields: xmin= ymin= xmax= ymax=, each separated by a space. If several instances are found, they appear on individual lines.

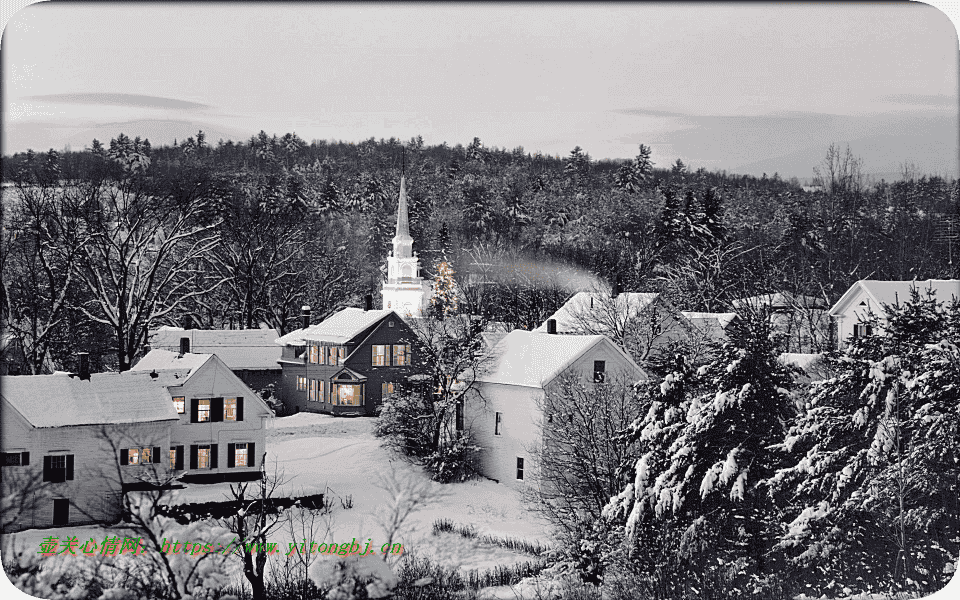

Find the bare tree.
xmin=530 ymin=370 xmax=643 ymax=533
xmin=73 ymin=178 xmax=224 ymax=370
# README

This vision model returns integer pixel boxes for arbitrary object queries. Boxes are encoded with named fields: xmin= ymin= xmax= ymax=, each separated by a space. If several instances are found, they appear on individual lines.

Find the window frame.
xmin=516 ymin=457 xmax=524 ymax=480
xmin=197 ymin=445 xmax=211 ymax=469
xmin=372 ymin=345 xmax=388 ymax=366
xmin=224 ymin=397 xmax=238 ymax=421
xmin=593 ymin=360 xmax=606 ymax=383
xmin=391 ymin=344 xmax=410 ymax=366
xmin=172 ymin=396 xmax=185 ymax=414
xmin=494 ymin=412 xmax=502 ymax=436
xmin=196 ymin=398 xmax=211 ymax=422
xmin=296 ymin=375 xmax=307 ymax=391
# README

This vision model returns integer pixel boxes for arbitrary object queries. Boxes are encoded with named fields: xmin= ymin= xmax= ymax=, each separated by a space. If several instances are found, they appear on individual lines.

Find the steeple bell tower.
xmin=382 ymin=175 xmax=433 ymax=317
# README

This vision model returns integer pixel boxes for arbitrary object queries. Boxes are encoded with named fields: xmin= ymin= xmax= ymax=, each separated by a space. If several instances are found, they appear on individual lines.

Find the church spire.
xmin=394 ymin=175 xmax=412 ymax=241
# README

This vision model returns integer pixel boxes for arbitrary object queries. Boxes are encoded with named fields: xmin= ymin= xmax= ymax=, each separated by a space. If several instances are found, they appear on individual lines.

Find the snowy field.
xmin=7 ymin=413 xmax=552 ymax=575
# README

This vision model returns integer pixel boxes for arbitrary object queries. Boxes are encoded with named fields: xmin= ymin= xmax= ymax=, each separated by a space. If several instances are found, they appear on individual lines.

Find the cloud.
xmin=24 ymin=93 xmax=210 ymax=110
xmin=876 ymin=93 xmax=957 ymax=108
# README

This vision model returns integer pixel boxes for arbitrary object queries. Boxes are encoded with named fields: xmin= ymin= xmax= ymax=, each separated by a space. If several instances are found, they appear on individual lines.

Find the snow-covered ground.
xmin=7 ymin=413 xmax=552 ymax=576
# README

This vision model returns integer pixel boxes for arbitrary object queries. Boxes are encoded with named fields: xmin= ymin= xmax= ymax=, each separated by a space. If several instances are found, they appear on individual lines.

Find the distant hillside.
xmin=4 ymin=119 xmax=251 ymax=153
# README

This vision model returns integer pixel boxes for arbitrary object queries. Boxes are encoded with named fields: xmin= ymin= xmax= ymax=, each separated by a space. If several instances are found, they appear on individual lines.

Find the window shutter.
xmin=66 ymin=455 xmax=74 ymax=480
xmin=227 ymin=443 xmax=236 ymax=468
xmin=211 ymin=398 xmax=224 ymax=422
xmin=210 ymin=444 xmax=218 ymax=469
xmin=237 ymin=397 xmax=244 ymax=422
xmin=248 ymin=443 xmax=255 ymax=467
xmin=43 ymin=455 xmax=52 ymax=481
xmin=175 ymin=446 xmax=184 ymax=471
xmin=153 ymin=447 xmax=161 ymax=464
xmin=190 ymin=399 xmax=199 ymax=423
xmin=21 ymin=452 xmax=29 ymax=466
xmin=119 ymin=449 xmax=129 ymax=465
xmin=189 ymin=445 xmax=198 ymax=470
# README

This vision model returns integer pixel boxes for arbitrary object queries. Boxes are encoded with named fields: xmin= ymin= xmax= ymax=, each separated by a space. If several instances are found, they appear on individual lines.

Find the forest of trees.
xmin=2 ymin=131 xmax=958 ymax=375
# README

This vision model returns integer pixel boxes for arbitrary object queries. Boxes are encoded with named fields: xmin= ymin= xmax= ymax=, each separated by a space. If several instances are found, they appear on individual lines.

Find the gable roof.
xmin=532 ymin=291 xmax=660 ymax=334
xmin=478 ymin=330 xmax=646 ymax=388
xmin=150 ymin=328 xmax=281 ymax=370
xmin=732 ymin=292 xmax=827 ymax=311
xmin=829 ymin=279 xmax=960 ymax=317
xmin=129 ymin=349 xmax=212 ymax=385
xmin=680 ymin=311 xmax=738 ymax=339
xmin=275 ymin=308 xmax=398 ymax=346
xmin=1 ymin=371 xmax=180 ymax=428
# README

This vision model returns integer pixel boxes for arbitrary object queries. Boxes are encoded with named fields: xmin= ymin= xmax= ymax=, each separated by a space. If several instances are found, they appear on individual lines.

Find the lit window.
xmin=197 ymin=446 xmax=211 ymax=469
xmin=319 ymin=380 xmax=325 ymax=402
xmin=516 ymin=457 xmax=524 ymax=480
xmin=328 ymin=347 xmax=338 ymax=365
xmin=382 ymin=382 xmax=395 ymax=397
xmin=392 ymin=344 xmax=409 ymax=366
xmin=169 ymin=448 xmax=177 ymax=470
xmin=309 ymin=379 xmax=318 ymax=402
xmin=854 ymin=323 xmax=873 ymax=338
xmin=225 ymin=398 xmax=237 ymax=421
xmin=197 ymin=399 xmax=211 ymax=422
xmin=128 ymin=449 xmax=140 ymax=465
xmin=234 ymin=443 xmax=248 ymax=467
xmin=173 ymin=396 xmax=185 ymax=414
xmin=388 ymin=320 xmax=395 ymax=328
xmin=495 ymin=412 xmax=502 ymax=436
xmin=372 ymin=345 xmax=388 ymax=366
xmin=339 ymin=347 xmax=346 ymax=363
xmin=309 ymin=345 xmax=319 ymax=364
xmin=297 ymin=376 xmax=307 ymax=391
xmin=141 ymin=448 xmax=151 ymax=464
xmin=337 ymin=384 xmax=362 ymax=406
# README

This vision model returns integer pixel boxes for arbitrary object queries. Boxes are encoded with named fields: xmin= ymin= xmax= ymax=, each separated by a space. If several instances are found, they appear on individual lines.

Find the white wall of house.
xmin=1 ymin=407 xmax=172 ymax=531
xmin=832 ymin=290 xmax=885 ymax=349
xmin=166 ymin=359 xmax=271 ymax=474
xmin=471 ymin=337 xmax=645 ymax=489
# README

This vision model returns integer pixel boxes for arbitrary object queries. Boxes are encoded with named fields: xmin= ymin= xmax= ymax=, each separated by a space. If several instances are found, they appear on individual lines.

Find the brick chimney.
xmin=364 ymin=294 xmax=373 ymax=312
xmin=547 ymin=319 xmax=557 ymax=334
xmin=78 ymin=352 xmax=90 ymax=381
xmin=179 ymin=337 xmax=190 ymax=356
xmin=301 ymin=306 xmax=311 ymax=329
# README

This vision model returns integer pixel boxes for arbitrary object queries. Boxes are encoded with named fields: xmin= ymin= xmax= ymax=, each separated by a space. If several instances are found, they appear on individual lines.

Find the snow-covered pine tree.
xmin=769 ymin=291 xmax=960 ymax=597
xmin=604 ymin=312 xmax=795 ymax=597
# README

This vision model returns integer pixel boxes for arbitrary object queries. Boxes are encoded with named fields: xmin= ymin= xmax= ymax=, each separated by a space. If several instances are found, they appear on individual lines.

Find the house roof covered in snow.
xmin=680 ymin=311 xmax=738 ymax=340
xmin=275 ymin=308 xmax=398 ymax=346
xmin=532 ymin=291 xmax=660 ymax=334
xmin=129 ymin=349 xmax=213 ymax=383
xmin=478 ymin=330 xmax=645 ymax=388
xmin=732 ymin=292 xmax=827 ymax=311
xmin=1 ymin=371 xmax=180 ymax=428
xmin=150 ymin=328 xmax=281 ymax=370
xmin=829 ymin=279 xmax=960 ymax=318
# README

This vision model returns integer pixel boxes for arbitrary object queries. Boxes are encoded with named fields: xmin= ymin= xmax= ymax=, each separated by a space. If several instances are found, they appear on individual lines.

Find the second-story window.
xmin=392 ymin=344 xmax=410 ymax=366
xmin=197 ymin=399 xmax=211 ymax=422
xmin=309 ymin=345 xmax=319 ymax=364
xmin=297 ymin=376 xmax=307 ymax=391
xmin=225 ymin=397 xmax=237 ymax=421
xmin=593 ymin=360 xmax=606 ymax=383
xmin=372 ymin=345 xmax=388 ymax=366
xmin=173 ymin=396 xmax=185 ymax=414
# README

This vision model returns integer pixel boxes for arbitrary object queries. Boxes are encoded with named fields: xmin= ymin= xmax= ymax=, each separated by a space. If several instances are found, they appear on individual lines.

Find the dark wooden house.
xmin=276 ymin=305 xmax=423 ymax=416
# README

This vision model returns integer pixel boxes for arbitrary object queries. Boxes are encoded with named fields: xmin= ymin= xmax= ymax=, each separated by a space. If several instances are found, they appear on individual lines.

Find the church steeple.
xmin=382 ymin=172 xmax=433 ymax=317
xmin=392 ymin=176 xmax=413 ymax=259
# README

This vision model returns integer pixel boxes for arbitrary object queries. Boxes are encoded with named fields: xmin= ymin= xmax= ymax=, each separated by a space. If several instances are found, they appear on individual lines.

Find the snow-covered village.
xmin=2 ymin=4 xmax=960 ymax=600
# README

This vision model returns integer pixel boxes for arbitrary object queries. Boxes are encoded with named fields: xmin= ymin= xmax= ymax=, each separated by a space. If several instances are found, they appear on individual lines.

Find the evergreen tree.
xmin=769 ymin=291 xmax=960 ymax=596
xmin=605 ymin=313 xmax=795 ymax=597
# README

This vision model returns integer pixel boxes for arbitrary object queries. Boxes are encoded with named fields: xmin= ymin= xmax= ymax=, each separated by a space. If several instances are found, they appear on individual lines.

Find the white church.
xmin=381 ymin=175 xmax=434 ymax=317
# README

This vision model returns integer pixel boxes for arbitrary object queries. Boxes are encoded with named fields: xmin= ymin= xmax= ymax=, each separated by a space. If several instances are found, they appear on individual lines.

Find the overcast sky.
xmin=3 ymin=2 xmax=959 ymax=177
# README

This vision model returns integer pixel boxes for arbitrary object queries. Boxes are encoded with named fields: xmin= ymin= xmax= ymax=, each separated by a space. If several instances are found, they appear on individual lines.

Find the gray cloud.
xmin=876 ymin=93 xmax=957 ymax=108
xmin=25 ymin=93 xmax=210 ymax=110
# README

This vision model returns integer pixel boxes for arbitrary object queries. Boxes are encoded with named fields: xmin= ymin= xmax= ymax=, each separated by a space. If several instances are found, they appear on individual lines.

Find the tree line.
xmin=2 ymin=132 xmax=957 ymax=374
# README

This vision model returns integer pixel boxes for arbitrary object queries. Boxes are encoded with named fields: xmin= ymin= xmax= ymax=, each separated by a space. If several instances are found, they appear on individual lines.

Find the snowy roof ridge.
xmin=830 ymin=279 xmax=960 ymax=317
xmin=276 ymin=308 xmax=397 ymax=346
xmin=129 ymin=349 xmax=213 ymax=383
xmin=478 ymin=330 xmax=608 ymax=388
xmin=533 ymin=291 xmax=660 ymax=334
xmin=1 ymin=371 xmax=180 ymax=428
xmin=149 ymin=329 xmax=281 ymax=370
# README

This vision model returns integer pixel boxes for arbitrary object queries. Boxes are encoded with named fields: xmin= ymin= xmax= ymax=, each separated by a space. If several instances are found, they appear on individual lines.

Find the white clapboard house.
xmin=468 ymin=326 xmax=648 ymax=487
xmin=1 ymin=358 xmax=178 ymax=530
xmin=828 ymin=279 xmax=960 ymax=349
xmin=130 ymin=346 xmax=273 ymax=484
